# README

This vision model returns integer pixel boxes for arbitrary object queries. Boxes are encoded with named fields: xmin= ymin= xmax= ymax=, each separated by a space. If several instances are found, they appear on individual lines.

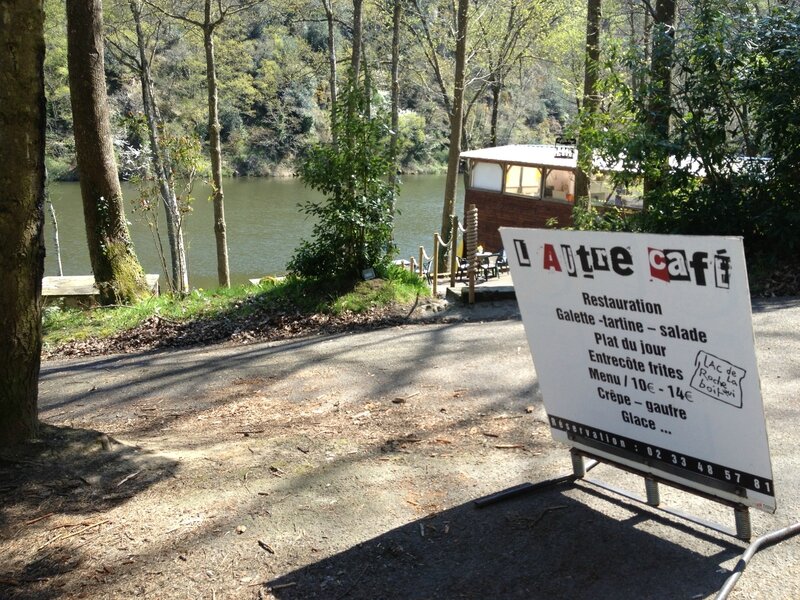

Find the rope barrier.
xmin=401 ymin=213 xmax=468 ymax=297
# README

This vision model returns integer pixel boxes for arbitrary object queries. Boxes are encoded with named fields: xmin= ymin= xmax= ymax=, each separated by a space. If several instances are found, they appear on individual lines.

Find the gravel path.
xmin=2 ymin=298 xmax=798 ymax=599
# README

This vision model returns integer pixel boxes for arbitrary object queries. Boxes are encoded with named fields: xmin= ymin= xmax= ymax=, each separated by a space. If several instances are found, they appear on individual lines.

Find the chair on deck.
xmin=480 ymin=253 xmax=500 ymax=280
xmin=456 ymin=256 xmax=471 ymax=281
xmin=422 ymin=257 xmax=434 ymax=284
xmin=497 ymin=248 xmax=509 ymax=274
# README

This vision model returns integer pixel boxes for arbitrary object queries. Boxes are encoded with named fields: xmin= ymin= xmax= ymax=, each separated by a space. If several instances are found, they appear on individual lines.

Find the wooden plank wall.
xmin=465 ymin=190 xmax=575 ymax=252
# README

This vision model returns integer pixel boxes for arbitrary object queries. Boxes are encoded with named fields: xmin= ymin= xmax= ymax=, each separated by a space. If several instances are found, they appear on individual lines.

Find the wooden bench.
xmin=42 ymin=274 xmax=160 ymax=306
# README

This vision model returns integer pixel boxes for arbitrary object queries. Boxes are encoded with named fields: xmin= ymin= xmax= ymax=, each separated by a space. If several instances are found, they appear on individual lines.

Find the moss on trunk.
xmin=97 ymin=241 xmax=150 ymax=305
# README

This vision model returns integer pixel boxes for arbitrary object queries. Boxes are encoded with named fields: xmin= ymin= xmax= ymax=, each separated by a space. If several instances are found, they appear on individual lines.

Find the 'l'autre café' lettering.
xmin=541 ymin=242 xmax=730 ymax=288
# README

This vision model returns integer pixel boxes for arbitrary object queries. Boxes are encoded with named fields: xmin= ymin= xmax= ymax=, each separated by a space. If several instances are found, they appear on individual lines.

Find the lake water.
xmin=45 ymin=174 xmax=464 ymax=290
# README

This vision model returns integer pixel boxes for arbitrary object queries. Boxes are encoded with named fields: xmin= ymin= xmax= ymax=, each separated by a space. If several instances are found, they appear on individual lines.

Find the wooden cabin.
xmin=460 ymin=143 xmax=580 ymax=252
xmin=460 ymin=142 xmax=643 ymax=252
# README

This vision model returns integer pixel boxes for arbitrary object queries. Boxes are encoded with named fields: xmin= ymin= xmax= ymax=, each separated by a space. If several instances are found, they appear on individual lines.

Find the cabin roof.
xmin=462 ymin=144 xmax=769 ymax=179
xmin=460 ymin=144 xmax=578 ymax=170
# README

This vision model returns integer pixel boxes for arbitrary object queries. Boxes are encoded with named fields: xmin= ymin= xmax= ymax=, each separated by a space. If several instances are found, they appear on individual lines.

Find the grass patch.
xmin=331 ymin=266 xmax=429 ymax=315
xmin=42 ymin=284 xmax=255 ymax=347
xmin=42 ymin=268 xmax=431 ymax=350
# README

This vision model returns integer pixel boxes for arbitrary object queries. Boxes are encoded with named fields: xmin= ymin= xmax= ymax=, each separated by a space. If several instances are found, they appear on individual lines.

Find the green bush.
xmin=288 ymin=80 xmax=398 ymax=284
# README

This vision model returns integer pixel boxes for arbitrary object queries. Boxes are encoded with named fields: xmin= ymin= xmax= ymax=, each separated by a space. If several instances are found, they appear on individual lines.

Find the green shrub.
xmin=288 ymin=80 xmax=398 ymax=284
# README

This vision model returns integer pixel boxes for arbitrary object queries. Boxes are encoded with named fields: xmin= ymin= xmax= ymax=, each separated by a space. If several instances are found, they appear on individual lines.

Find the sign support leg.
xmin=571 ymin=449 xmax=585 ymax=478
xmin=645 ymin=477 xmax=661 ymax=507
xmin=734 ymin=506 xmax=751 ymax=541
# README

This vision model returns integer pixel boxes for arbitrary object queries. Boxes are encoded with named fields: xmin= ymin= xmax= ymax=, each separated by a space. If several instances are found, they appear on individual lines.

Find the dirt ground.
xmin=3 ymin=297 xmax=799 ymax=600
xmin=3 ymin=300 xmax=560 ymax=600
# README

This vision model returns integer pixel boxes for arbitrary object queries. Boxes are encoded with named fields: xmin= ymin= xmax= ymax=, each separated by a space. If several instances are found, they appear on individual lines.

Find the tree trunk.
xmin=643 ymin=0 xmax=676 ymax=205
xmin=350 ymin=0 xmax=364 ymax=79
xmin=203 ymin=5 xmax=230 ymax=288
xmin=489 ymin=79 xmax=501 ymax=147
xmin=130 ymin=0 xmax=189 ymax=293
xmin=0 ymin=0 xmax=46 ymax=446
xmin=583 ymin=0 xmax=601 ymax=113
xmin=322 ymin=0 xmax=338 ymax=145
xmin=440 ymin=0 xmax=469 ymax=267
xmin=388 ymin=0 xmax=402 ymax=198
xmin=576 ymin=0 xmax=601 ymax=200
xmin=47 ymin=195 xmax=64 ymax=276
xmin=629 ymin=1 xmax=650 ymax=90
xmin=66 ymin=0 xmax=149 ymax=305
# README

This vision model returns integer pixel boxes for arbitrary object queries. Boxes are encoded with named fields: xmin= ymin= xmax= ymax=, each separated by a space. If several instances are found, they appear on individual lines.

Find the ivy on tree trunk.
xmin=66 ymin=0 xmax=149 ymax=305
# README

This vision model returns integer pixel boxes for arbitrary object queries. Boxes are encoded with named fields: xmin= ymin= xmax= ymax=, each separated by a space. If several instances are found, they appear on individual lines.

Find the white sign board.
xmin=500 ymin=228 xmax=775 ymax=512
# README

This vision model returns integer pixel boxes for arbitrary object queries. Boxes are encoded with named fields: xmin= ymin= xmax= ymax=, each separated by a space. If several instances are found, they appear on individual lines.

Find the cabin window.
xmin=470 ymin=161 xmax=503 ymax=191
xmin=504 ymin=165 xmax=541 ymax=197
xmin=543 ymin=169 xmax=575 ymax=202
xmin=471 ymin=162 xmax=503 ymax=192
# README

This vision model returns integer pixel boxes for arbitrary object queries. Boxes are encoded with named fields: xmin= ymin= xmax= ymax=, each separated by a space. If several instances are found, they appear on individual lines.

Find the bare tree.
xmin=321 ymin=0 xmax=339 ymax=144
xmin=407 ymin=0 xmax=557 ymax=253
xmin=147 ymin=0 xmax=262 ymax=287
xmin=477 ymin=0 xmax=559 ymax=147
xmin=576 ymin=0 xmax=602 ymax=199
xmin=643 ymin=0 xmax=677 ymax=204
xmin=107 ymin=0 xmax=190 ymax=293
xmin=407 ymin=0 xmax=455 ymax=119
xmin=66 ymin=0 xmax=150 ymax=305
xmin=388 ymin=0 xmax=403 ymax=196
xmin=0 ymin=0 xmax=46 ymax=445
xmin=440 ymin=0 xmax=469 ymax=261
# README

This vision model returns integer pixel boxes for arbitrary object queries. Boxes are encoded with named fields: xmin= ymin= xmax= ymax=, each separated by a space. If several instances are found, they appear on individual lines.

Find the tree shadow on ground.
xmin=0 ymin=423 xmax=178 ymax=598
xmin=267 ymin=479 xmax=742 ymax=600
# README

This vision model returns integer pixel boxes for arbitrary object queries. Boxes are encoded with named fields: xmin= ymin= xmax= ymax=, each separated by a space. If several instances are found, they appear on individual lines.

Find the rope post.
xmin=465 ymin=204 xmax=478 ymax=305
xmin=450 ymin=214 xmax=458 ymax=288
xmin=432 ymin=235 xmax=440 ymax=296
xmin=418 ymin=246 xmax=425 ymax=278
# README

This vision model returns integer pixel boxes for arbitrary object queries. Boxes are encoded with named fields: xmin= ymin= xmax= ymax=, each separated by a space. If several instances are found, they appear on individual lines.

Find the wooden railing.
xmin=401 ymin=204 xmax=480 ymax=303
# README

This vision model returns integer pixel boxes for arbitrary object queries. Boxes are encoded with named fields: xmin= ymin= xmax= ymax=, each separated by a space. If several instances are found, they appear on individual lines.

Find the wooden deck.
xmin=445 ymin=272 xmax=516 ymax=303
xmin=42 ymin=274 xmax=160 ymax=306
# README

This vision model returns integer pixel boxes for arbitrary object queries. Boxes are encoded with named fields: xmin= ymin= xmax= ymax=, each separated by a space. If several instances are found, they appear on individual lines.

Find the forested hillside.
xmin=44 ymin=0 xmax=584 ymax=181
